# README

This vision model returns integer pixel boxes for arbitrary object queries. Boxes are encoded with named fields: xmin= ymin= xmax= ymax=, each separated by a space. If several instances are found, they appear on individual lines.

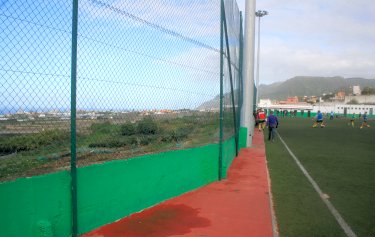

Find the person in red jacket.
xmin=256 ymin=109 xmax=266 ymax=131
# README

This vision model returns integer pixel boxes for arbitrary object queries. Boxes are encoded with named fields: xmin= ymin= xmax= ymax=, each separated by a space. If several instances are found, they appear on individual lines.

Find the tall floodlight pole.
xmin=241 ymin=0 xmax=256 ymax=147
xmin=255 ymin=10 xmax=268 ymax=109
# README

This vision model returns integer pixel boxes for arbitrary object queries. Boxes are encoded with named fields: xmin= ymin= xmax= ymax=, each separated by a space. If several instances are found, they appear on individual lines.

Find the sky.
xmin=1 ymin=0 xmax=226 ymax=112
xmin=237 ymin=0 xmax=375 ymax=85
xmin=2 ymin=0 xmax=375 ymax=112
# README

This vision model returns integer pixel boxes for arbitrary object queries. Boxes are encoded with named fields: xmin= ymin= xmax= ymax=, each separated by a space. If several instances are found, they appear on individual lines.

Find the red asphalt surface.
xmin=82 ymin=130 xmax=275 ymax=237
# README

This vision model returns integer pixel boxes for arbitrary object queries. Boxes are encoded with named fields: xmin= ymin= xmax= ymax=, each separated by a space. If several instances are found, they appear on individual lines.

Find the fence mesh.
xmin=222 ymin=0 xmax=241 ymax=141
xmin=0 ymin=0 xmax=242 ymax=181
xmin=0 ymin=1 xmax=72 ymax=180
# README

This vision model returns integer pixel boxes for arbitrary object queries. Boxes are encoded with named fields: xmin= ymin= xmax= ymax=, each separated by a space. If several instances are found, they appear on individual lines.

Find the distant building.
xmin=0 ymin=115 xmax=8 ymax=121
xmin=308 ymin=96 xmax=318 ymax=103
xmin=287 ymin=96 xmax=299 ymax=103
xmin=258 ymin=99 xmax=375 ymax=117
xmin=279 ymin=96 xmax=299 ymax=104
xmin=335 ymin=91 xmax=345 ymax=100
xmin=353 ymin=85 xmax=361 ymax=95
xmin=344 ymin=95 xmax=375 ymax=104
xmin=258 ymin=99 xmax=272 ymax=107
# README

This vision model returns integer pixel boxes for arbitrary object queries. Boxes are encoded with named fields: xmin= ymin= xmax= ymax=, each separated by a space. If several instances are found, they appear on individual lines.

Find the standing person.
xmin=253 ymin=110 xmax=258 ymax=128
xmin=348 ymin=113 xmax=355 ymax=127
xmin=266 ymin=111 xmax=279 ymax=142
xmin=360 ymin=111 xmax=370 ymax=129
xmin=256 ymin=109 xmax=266 ymax=131
xmin=330 ymin=111 xmax=334 ymax=120
xmin=312 ymin=110 xmax=325 ymax=128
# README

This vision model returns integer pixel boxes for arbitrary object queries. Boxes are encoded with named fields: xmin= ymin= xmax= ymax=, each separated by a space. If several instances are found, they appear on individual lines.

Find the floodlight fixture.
xmin=255 ymin=10 xmax=268 ymax=17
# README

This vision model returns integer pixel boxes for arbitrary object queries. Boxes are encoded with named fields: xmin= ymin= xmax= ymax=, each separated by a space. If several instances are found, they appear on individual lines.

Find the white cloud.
xmin=260 ymin=39 xmax=375 ymax=84
xmin=167 ymin=47 xmax=220 ymax=80
xmin=80 ymin=0 xmax=220 ymax=38
xmin=237 ymin=0 xmax=375 ymax=84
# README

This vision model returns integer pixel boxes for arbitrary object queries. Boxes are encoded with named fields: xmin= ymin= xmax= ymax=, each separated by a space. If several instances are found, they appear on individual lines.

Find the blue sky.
xmin=4 ymin=0 xmax=373 ymax=112
xmin=1 ymin=0 xmax=237 ymax=112
xmin=237 ymin=0 xmax=375 ymax=85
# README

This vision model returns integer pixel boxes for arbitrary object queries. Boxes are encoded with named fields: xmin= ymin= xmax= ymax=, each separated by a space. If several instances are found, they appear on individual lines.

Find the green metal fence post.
xmin=238 ymin=12 xmax=244 ymax=151
xmin=70 ymin=0 xmax=79 ymax=236
xmin=219 ymin=0 xmax=224 ymax=180
xmin=222 ymin=6 xmax=239 ymax=157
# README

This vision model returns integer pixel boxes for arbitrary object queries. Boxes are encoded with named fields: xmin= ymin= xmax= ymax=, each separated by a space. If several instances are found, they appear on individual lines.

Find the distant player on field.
xmin=330 ymin=111 xmax=334 ymax=120
xmin=312 ymin=110 xmax=325 ymax=128
xmin=348 ymin=113 xmax=355 ymax=127
xmin=360 ymin=111 xmax=370 ymax=129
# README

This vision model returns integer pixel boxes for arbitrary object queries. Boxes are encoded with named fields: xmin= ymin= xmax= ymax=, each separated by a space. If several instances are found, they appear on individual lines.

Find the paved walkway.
xmin=82 ymin=130 xmax=276 ymax=237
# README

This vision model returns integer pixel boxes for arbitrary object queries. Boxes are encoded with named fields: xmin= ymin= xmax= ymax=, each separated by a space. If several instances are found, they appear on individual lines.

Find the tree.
xmin=361 ymin=87 xmax=375 ymax=95
xmin=347 ymin=98 xmax=359 ymax=105
xmin=322 ymin=93 xmax=334 ymax=101
xmin=137 ymin=117 xmax=158 ymax=135
xmin=120 ymin=123 xmax=136 ymax=136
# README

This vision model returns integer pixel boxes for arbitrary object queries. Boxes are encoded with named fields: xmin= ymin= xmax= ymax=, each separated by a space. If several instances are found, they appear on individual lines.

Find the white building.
xmin=353 ymin=85 xmax=361 ymax=95
xmin=333 ymin=104 xmax=374 ymax=116
xmin=260 ymin=101 xmax=375 ymax=117
xmin=258 ymin=99 xmax=272 ymax=108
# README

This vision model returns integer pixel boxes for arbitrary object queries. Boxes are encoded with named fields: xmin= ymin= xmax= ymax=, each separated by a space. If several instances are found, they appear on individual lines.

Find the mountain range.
xmin=196 ymin=93 xmax=234 ymax=111
xmin=259 ymin=76 xmax=375 ymax=100
xmin=196 ymin=76 xmax=375 ymax=110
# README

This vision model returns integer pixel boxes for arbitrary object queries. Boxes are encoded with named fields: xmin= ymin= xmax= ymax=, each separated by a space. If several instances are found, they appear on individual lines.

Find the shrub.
xmin=88 ymin=135 xmax=140 ymax=148
xmin=139 ymin=135 xmax=157 ymax=146
xmin=107 ymin=139 xmax=127 ymax=148
xmin=90 ymin=122 xmax=113 ymax=134
xmin=161 ymin=133 xmax=174 ymax=142
xmin=125 ymin=136 xmax=138 ymax=146
xmin=161 ymin=127 xmax=191 ymax=143
xmin=88 ymin=138 xmax=127 ymax=148
xmin=0 ymin=129 xmax=69 ymax=154
xmin=137 ymin=118 xmax=158 ymax=135
xmin=120 ymin=123 xmax=136 ymax=136
xmin=347 ymin=99 xmax=359 ymax=105
xmin=173 ymin=127 xmax=191 ymax=141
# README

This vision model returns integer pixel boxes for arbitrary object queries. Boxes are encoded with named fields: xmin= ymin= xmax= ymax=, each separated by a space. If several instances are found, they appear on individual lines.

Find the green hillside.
xmin=259 ymin=76 xmax=375 ymax=100
xmin=196 ymin=76 xmax=375 ymax=109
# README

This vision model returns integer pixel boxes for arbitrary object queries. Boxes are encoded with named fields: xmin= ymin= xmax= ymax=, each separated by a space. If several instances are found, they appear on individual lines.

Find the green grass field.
xmin=265 ymin=117 xmax=375 ymax=237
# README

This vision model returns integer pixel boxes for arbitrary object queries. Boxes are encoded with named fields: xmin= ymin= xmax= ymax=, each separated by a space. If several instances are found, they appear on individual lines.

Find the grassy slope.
xmin=266 ymin=117 xmax=375 ymax=237
xmin=0 ymin=115 xmax=224 ymax=181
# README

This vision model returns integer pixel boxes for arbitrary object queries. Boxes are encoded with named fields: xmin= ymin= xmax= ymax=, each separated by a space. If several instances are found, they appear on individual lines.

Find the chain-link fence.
xmin=1 ymin=0 xmax=243 ymax=182
xmin=1 ymin=0 xmax=73 ymax=180
xmin=222 ymin=0 xmax=241 ymax=141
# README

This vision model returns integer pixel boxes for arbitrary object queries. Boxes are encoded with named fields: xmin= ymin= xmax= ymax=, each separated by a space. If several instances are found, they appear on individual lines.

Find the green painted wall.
xmin=221 ymin=137 xmax=237 ymax=179
xmin=77 ymin=143 xmax=219 ymax=234
xmin=0 ymin=172 xmax=71 ymax=237
xmin=0 ymin=140 xmax=241 ymax=236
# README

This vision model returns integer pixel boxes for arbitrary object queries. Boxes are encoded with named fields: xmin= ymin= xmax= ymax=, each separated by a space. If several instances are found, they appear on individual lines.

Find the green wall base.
xmin=0 ymin=139 xmax=240 ymax=236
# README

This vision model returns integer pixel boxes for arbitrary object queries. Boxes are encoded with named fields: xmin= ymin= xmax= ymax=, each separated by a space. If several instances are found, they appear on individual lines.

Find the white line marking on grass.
xmin=265 ymin=161 xmax=280 ymax=237
xmin=277 ymin=133 xmax=357 ymax=237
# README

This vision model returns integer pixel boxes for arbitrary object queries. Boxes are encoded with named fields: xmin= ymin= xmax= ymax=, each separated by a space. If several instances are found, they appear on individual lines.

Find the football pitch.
xmin=264 ymin=117 xmax=375 ymax=237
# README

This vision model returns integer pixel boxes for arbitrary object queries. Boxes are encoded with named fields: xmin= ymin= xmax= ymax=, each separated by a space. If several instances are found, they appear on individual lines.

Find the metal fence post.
xmin=238 ymin=12 xmax=244 ymax=151
xmin=70 ymin=0 xmax=79 ymax=236
xmin=222 ymin=6 xmax=239 ymax=157
xmin=219 ymin=0 xmax=224 ymax=180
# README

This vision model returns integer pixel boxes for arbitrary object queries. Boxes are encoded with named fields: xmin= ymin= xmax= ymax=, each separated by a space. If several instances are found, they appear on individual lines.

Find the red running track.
xmin=82 ymin=130 xmax=276 ymax=237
